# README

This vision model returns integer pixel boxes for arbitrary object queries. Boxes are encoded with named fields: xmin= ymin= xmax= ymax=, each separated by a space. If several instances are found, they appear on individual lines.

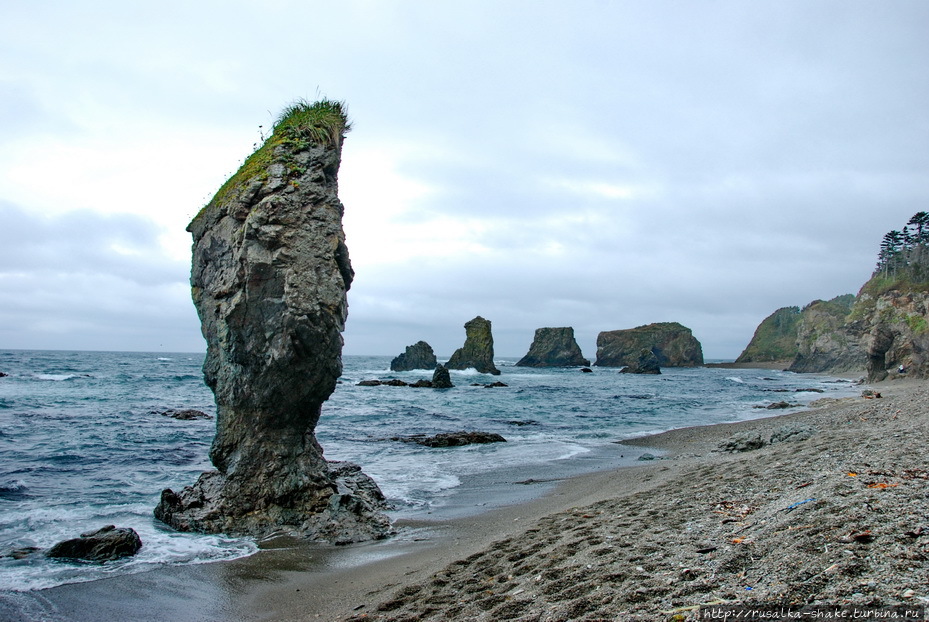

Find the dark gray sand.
xmin=7 ymin=379 xmax=927 ymax=621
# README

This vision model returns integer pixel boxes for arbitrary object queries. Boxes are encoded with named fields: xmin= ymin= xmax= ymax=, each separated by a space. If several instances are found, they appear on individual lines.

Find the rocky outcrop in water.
xmin=46 ymin=525 xmax=142 ymax=562
xmin=619 ymin=349 xmax=661 ymax=374
xmin=735 ymin=306 xmax=802 ymax=363
xmin=446 ymin=316 xmax=501 ymax=375
xmin=432 ymin=364 xmax=454 ymax=388
xmin=153 ymin=100 xmax=391 ymax=542
xmin=516 ymin=327 xmax=589 ymax=367
xmin=390 ymin=341 xmax=437 ymax=371
xmin=595 ymin=322 xmax=703 ymax=368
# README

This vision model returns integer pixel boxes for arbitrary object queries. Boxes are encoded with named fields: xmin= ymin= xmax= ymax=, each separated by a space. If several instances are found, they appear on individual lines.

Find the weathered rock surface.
xmin=787 ymin=295 xmax=863 ymax=373
xmin=391 ymin=431 xmax=506 ymax=447
xmin=154 ymin=408 xmax=212 ymax=420
xmin=446 ymin=316 xmax=501 ymax=375
xmin=46 ymin=525 xmax=142 ymax=562
xmin=516 ymin=327 xmax=589 ymax=367
xmin=595 ymin=322 xmax=703 ymax=368
xmin=153 ymin=100 xmax=390 ymax=542
xmin=735 ymin=306 xmax=802 ymax=363
xmin=432 ymin=364 xmax=454 ymax=388
xmin=390 ymin=341 xmax=437 ymax=371
xmin=619 ymin=348 xmax=661 ymax=374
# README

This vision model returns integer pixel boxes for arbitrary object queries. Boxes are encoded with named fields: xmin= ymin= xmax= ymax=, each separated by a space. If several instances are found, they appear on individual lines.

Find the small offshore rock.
xmin=4 ymin=546 xmax=40 ymax=560
xmin=409 ymin=379 xmax=434 ymax=388
xmin=619 ymin=349 xmax=662 ymax=374
xmin=765 ymin=401 xmax=795 ymax=409
xmin=483 ymin=381 xmax=508 ymax=388
xmin=638 ymin=453 xmax=658 ymax=461
xmin=46 ymin=525 xmax=142 ymax=562
xmin=580 ymin=367 xmax=593 ymax=373
xmin=390 ymin=341 xmax=437 ymax=372
xmin=393 ymin=431 xmax=506 ymax=447
xmin=446 ymin=316 xmax=501 ymax=375
xmin=0 ymin=372 xmax=8 ymax=378
xmin=516 ymin=327 xmax=589 ymax=367
xmin=432 ymin=364 xmax=454 ymax=389
xmin=154 ymin=408 xmax=212 ymax=420
xmin=357 ymin=379 xmax=383 ymax=386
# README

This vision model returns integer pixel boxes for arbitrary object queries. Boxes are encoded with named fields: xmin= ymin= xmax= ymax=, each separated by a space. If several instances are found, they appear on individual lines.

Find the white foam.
xmin=33 ymin=374 xmax=76 ymax=381
xmin=726 ymin=376 xmax=744 ymax=383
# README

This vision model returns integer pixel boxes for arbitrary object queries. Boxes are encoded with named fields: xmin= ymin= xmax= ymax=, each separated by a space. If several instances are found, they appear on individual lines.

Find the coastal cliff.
xmin=154 ymin=100 xmax=390 ymax=542
xmin=742 ymin=213 xmax=929 ymax=381
xmin=734 ymin=306 xmax=801 ymax=363
xmin=595 ymin=322 xmax=703 ymax=368
xmin=516 ymin=327 xmax=589 ymax=367
xmin=446 ymin=316 xmax=501 ymax=375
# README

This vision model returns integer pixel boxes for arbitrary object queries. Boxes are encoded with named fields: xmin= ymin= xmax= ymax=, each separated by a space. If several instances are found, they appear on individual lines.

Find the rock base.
xmin=155 ymin=461 xmax=393 ymax=544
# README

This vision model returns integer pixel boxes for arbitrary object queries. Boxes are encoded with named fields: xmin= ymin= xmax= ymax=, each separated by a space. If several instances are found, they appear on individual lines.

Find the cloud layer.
xmin=1 ymin=1 xmax=927 ymax=359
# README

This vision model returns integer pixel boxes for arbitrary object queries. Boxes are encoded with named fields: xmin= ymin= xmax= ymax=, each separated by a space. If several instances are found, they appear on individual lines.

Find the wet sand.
xmin=10 ymin=377 xmax=927 ymax=621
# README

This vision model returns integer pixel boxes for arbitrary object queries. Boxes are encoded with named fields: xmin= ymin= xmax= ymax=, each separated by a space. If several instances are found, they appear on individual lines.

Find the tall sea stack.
xmin=154 ymin=100 xmax=390 ymax=543
xmin=446 ymin=316 xmax=501 ymax=375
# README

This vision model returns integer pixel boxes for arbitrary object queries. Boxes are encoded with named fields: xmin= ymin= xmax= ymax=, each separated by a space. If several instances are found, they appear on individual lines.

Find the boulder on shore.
xmin=446 ymin=316 xmax=501 ymax=375
xmin=516 ymin=327 xmax=589 ymax=367
xmin=390 ymin=341 xmax=437 ymax=371
xmin=595 ymin=322 xmax=703 ymax=368
xmin=153 ymin=100 xmax=391 ymax=543
xmin=46 ymin=525 xmax=142 ymax=562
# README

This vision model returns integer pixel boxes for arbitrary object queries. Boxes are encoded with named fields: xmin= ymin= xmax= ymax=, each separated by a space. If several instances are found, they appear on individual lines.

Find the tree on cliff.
xmin=871 ymin=212 xmax=929 ymax=290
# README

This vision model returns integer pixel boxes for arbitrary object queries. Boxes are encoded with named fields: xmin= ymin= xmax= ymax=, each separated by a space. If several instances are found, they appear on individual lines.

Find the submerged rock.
xmin=390 ymin=341 xmax=437 ymax=371
xmin=154 ymin=408 xmax=212 ymax=420
xmin=153 ymin=100 xmax=390 ymax=542
xmin=446 ymin=316 xmax=501 ymax=375
xmin=46 ymin=525 xmax=142 ymax=562
xmin=392 ymin=431 xmax=506 ymax=447
xmin=516 ymin=327 xmax=589 ymax=367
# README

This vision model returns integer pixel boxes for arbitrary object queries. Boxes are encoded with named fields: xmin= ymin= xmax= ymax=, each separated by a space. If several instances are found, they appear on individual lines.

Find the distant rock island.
xmin=154 ymin=100 xmax=390 ymax=543
xmin=595 ymin=322 xmax=703 ymax=368
xmin=516 ymin=327 xmax=589 ymax=367
xmin=390 ymin=341 xmax=437 ymax=371
xmin=446 ymin=316 xmax=501 ymax=375
xmin=738 ymin=212 xmax=929 ymax=381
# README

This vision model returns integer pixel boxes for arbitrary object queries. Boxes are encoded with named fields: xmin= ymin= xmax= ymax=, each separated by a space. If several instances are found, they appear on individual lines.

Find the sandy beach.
xmin=11 ymin=376 xmax=928 ymax=621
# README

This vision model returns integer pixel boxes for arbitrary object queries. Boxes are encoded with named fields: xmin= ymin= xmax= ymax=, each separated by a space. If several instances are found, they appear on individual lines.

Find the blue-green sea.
xmin=0 ymin=349 xmax=857 ymax=592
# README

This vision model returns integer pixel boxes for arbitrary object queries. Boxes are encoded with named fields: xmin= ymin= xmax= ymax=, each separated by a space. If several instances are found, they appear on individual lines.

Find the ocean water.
xmin=0 ymin=349 xmax=858 ymax=592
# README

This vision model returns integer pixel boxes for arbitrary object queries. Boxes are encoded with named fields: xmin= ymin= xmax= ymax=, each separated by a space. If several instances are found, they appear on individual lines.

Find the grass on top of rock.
xmin=199 ymin=98 xmax=351 ymax=214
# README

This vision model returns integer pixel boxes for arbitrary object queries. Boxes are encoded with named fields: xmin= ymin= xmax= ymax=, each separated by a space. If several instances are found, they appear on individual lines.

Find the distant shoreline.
xmin=703 ymin=360 xmax=792 ymax=370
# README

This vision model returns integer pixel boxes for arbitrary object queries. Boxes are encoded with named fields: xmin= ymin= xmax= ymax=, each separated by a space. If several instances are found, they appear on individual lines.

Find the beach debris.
xmin=784 ymin=498 xmax=815 ymax=512
xmin=46 ymin=525 xmax=142 ymax=562
xmin=696 ymin=546 xmax=718 ymax=554
xmin=862 ymin=390 xmax=882 ymax=399
xmin=866 ymin=482 xmax=899 ymax=489
xmin=839 ymin=530 xmax=874 ymax=543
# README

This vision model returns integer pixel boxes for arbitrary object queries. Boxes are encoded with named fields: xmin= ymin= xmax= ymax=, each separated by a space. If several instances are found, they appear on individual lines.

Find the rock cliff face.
xmin=446 ymin=316 xmax=501 ymax=375
xmin=847 ymin=290 xmax=929 ymax=381
xmin=390 ymin=341 xmax=437 ymax=371
xmin=516 ymin=327 xmax=589 ymax=367
xmin=787 ymin=295 xmax=862 ymax=373
xmin=595 ymin=322 xmax=703 ymax=368
xmin=154 ymin=100 xmax=390 ymax=542
xmin=735 ymin=306 xmax=802 ymax=363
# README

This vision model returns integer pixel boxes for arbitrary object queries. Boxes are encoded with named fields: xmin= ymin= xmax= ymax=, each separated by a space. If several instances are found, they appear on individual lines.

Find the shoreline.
xmin=6 ymin=376 xmax=926 ymax=621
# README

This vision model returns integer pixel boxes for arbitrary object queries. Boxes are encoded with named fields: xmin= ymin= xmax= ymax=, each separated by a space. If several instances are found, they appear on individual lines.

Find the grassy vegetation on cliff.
xmin=200 ymin=98 xmax=351 ymax=214
xmin=735 ymin=306 xmax=801 ymax=362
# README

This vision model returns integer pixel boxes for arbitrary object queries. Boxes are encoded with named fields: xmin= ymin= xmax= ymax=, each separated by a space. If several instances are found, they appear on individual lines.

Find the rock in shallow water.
xmin=154 ymin=100 xmax=391 ymax=542
xmin=46 ymin=525 xmax=142 ymax=562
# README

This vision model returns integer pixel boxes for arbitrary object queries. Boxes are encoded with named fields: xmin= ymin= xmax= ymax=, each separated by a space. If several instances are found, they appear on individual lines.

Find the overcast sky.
xmin=1 ymin=1 xmax=927 ymax=360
